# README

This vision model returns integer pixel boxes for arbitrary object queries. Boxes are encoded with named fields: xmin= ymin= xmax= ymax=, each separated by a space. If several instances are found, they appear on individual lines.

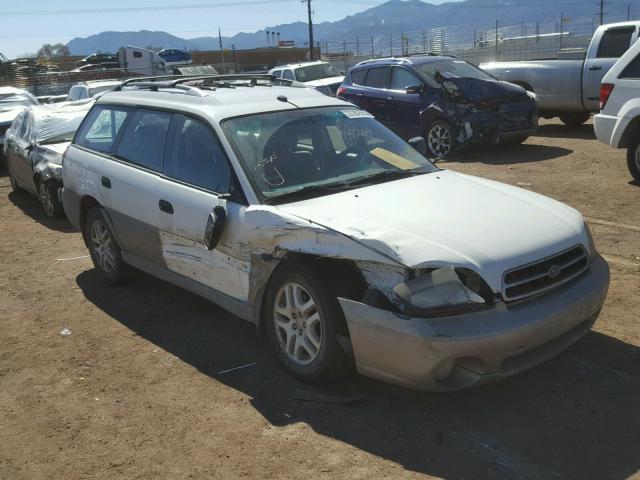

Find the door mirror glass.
xmin=405 ymin=84 xmax=424 ymax=94
xmin=408 ymin=136 xmax=427 ymax=157
xmin=205 ymin=205 xmax=227 ymax=250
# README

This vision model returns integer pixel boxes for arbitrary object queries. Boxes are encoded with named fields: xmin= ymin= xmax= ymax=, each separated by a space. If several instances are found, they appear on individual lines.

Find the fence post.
xmin=390 ymin=34 xmax=393 ymax=56
xmin=422 ymin=30 xmax=426 ymax=53
xmin=495 ymin=20 xmax=499 ymax=60
xmin=371 ymin=36 xmax=374 ymax=57
xmin=356 ymin=36 xmax=360 ymax=57
xmin=343 ymin=39 xmax=347 ymax=71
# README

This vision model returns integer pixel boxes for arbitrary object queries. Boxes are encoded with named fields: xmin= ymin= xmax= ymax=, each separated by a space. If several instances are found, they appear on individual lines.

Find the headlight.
xmin=585 ymin=222 xmax=597 ymax=261
xmin=393 ymin=267 xmax=490 ymax=315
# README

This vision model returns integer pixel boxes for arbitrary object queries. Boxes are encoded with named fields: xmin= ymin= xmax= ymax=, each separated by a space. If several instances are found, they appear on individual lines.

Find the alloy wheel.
xmin=273 ymin=282 xmax=322 ymax=366
xmin=39 ymin=182 xmax=55 ymax=217
xmin=90 ymin=218 xmax=116 ymax=273
xmin=427 ymin=124 xmax=452 ymax=158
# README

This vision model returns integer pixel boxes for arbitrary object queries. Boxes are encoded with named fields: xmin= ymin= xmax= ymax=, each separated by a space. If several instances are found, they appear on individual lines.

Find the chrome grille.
xmin=502 ymin=245 xmax=589 ymax=301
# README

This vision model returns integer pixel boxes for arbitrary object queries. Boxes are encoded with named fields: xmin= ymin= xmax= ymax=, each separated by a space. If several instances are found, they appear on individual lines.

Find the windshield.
xmin=294 ymin=63 xmax=342 ymax=82
xmin=222 ymin=107 xmax=437 ymax=203
xmin=415 ymin=59 xmax=494 ymax=84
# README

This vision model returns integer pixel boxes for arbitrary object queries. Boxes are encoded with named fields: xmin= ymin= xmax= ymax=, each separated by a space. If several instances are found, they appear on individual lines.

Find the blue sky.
xmin=1 ymin=0 xmax=458 ymax=57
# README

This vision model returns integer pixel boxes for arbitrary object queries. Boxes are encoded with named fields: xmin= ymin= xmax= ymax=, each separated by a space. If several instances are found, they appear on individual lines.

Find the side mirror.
xmin=405 ymin=84 xmax=424 ymax=94
xmin=408 ymin=136 xmax=427 ymax=157
xmin=204 ymin=205 xmax=227 ymax=250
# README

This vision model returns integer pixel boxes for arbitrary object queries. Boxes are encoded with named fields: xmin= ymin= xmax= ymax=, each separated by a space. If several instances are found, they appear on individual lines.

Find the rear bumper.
xmin=593 ymin=113 xmax=619 ymax=147
xmin=339 ymin=254 xmax=609 ymax=391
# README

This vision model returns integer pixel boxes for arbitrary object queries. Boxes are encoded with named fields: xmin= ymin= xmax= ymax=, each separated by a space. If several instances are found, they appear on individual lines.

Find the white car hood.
xmin=304 ymin=76 xmax=345 ymax=88
xmin=277 ymin=170 xmax=587 ymax=292
xmin=0 ymin=107 xmax=24 ymax=125
xmin=41 ymin=141 xmax=70 ymax=158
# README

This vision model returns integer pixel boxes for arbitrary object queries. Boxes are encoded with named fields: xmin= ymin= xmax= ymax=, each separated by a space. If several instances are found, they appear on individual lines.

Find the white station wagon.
xmin=62 ymin=75 xmax=609 ymax=391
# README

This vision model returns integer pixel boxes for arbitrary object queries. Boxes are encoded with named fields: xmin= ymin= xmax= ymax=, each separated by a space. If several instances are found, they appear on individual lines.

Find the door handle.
xmin=589 ymin=65 xmax=602 ymax=71
xmin=101 ymin=176 xmax=111 ymax=188
xmin=159 ymin=199 xmax=174 ymax=214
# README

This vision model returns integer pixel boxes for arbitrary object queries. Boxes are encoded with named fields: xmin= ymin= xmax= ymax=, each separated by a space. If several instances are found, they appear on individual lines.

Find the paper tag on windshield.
xmin=341 ymin=109 xmax=374 ymax=119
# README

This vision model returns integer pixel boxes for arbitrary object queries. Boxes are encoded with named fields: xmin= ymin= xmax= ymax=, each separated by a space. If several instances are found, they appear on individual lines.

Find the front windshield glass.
xmin=415 ymin=59 xmax=494 ymax=84
xmin=294 ymin=63 xmax=341 ymax=82
xmin=222 ymin=107 xmax=437 ymax=203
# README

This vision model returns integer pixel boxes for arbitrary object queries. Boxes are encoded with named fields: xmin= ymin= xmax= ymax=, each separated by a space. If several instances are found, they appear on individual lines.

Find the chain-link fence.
xmin=321 ymin=15 xmax=629 ymax=72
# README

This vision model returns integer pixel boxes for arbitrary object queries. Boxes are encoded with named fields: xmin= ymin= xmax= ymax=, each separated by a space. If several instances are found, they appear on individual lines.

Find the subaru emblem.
xmin=547 ymin=265 xmax=561 ymax=279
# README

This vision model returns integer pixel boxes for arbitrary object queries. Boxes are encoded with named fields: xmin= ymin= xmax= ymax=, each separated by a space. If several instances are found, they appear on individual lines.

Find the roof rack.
xmin=114 ymin=73 xmax=302 ymax=93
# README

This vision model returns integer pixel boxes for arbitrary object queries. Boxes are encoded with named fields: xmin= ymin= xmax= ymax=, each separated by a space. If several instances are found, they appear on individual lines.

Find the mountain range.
xmin=66 ymin=0 xmax=633 ymax=55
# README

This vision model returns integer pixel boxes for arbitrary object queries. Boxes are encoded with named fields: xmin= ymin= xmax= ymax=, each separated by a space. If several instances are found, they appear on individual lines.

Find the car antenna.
xmin=277 ymin=94 xmax=299 ymax=108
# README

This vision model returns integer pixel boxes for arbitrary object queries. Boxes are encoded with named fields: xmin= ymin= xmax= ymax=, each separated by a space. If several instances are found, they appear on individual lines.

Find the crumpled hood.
xmin=441 ymin=76 xmax=529 ymax=103
xmin=304 ymin=76 xmax=345 ymax=88
xmin=277 ymin=170 xmax=587 ymax=292
xmin=40 ymin=141 xmax=70 ymax=159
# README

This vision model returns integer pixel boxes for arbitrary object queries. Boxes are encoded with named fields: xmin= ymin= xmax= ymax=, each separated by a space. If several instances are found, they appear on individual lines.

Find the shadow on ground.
xmin=76 ymin=268 xmax=640 ymax=479
xmin=533 ymin=123 xmax=596 ymax=140
xmin=449 ymin=143 xmax=572 ymax=165
xmin=8 ymin=191 xmax=75 ymax=233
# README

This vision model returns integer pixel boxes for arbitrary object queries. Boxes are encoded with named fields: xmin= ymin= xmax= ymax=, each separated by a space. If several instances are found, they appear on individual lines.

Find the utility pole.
xmin=218 ymin=26 xmax=226 ymax=74
xmin=302 ymin=0 xmax=315 ymax=61
xmin=599 ymin=0 xmax=604 ymax=25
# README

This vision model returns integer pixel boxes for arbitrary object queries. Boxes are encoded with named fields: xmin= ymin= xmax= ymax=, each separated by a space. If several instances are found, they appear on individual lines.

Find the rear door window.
xmin=364 ymin=67 xmax=389 ymax=89
xmin=350 ymin=69 xmax=367 ymax=85
xmin=74 ymin=105 xmax=131 ymax=153
xmin=597 ymin=27 xmax=635 ymax=58
xmin=164 ymin=114 xmax=232 ymax=193
xmin=115 ymin=109 xmax=171 ymax=172
xmin=621 ymin=52 xmax=640 ymax=78
xmin=282 ymin=70 xmax=295 ymax=81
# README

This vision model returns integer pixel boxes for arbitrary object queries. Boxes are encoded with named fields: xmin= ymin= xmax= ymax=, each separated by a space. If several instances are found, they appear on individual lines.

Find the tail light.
xmin=336 ymin=86 xmax=346 ymax=97
xmin=599 ymin=83 xmax=614 ymax=110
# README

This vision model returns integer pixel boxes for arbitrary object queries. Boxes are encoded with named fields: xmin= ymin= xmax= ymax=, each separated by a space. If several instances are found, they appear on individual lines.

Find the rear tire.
xmin=559 ymin=112 xmax=590 ymax=127
xmin=264 ymin=262 xmax=352 ymax=383
xmin=85 ymin=207 xmax=125 ymax=285
xmin=627 ymin=138 xmax=640 ymax=183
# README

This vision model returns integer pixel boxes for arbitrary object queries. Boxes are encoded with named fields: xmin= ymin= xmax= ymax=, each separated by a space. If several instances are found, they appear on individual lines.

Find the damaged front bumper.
xmin=339 ymin=254 xmax=609 ymax=391
xmin=457 ymin=102 xmax=538 ymax=146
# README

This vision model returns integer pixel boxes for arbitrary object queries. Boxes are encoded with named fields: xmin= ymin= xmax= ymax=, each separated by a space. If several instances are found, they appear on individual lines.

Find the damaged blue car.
xmin=337 ymin=55 xmax=539 ymax=159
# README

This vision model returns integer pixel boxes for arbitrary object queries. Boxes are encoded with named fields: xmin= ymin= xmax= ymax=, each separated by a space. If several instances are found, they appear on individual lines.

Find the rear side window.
xmin=350 ymin=69 xmax=367 ymax=85
xmin=364 ymin=67 xmax=389 ymax=88
xmin=621 ymin=52 xmax=640 ymax=78
xmin=164 ymin=114 xmax=231 ymax=193
xmin=282 ymin=70 xmax=295 ymax=80
xmin=75 ymin=105 xmax=131 ymax=153
xmin=390 ymin=67 xmax=421 ymax=90
xmin=115 ymin=109 xmax=171 ymax=172
xmin=597 ymin=28 xmax=635 ymax=58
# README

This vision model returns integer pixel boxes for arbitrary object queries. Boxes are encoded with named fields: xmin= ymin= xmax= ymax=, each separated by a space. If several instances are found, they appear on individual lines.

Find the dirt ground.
xmin=0 ymin=118 xmax=639 ymax=480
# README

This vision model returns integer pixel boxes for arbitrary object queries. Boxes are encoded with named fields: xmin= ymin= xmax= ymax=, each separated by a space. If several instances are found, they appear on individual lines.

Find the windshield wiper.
xmin=343 ymin=169 xmax=427 ymax=187
xmin=268 ymin=182 xmax=354 ymax=204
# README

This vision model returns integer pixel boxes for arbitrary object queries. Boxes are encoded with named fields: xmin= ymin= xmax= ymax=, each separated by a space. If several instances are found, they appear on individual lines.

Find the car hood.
xmin=0 ymin=107 xmax=24 ymax=124
xmin=41 ymin=141 xmax=70 ymax=158
xmin=276 ymin=170 xmax=587 ymax=292
xmin=304 ymin=76 xmax=345 ymax=87
xmin=441 ymin=76 xmax=529 ymax=103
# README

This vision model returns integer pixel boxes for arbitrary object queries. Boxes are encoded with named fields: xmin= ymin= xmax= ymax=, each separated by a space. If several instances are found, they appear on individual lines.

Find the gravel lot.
xmin=1 ymin=119 xmax=639 ymax=480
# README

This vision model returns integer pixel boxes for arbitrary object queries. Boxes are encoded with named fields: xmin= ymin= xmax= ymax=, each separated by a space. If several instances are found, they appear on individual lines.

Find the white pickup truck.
xmin=482 ymin=21 xmax=640 ymax=126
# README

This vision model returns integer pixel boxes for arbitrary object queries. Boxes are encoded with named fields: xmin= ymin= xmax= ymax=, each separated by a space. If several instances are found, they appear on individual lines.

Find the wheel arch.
xmin=618 ymin=116 xmax=640 ymax=149
xmin=252 ymin=252 xmax=368 ymax=335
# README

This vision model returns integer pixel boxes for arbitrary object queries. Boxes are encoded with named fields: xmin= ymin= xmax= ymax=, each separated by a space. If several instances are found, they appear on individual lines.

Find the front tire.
xmin=265 ymin=262 xmax=352 ymax=383
xmin=85 ymin=207 xmax=124 ymax=285
xmin=426 ymin=120 xmax=455 ymax=160
xmin=38 ymin=180 xmax=64 ymax=218
xmin=559 ymin=112 xmax=590 ymax=127
xmin=627 ymin=137 xmax=640 ymax=183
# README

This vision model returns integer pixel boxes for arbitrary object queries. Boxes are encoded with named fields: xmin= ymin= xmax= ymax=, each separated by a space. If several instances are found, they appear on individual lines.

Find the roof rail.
xmin=116 ymin=75 xmax=188 ymax=90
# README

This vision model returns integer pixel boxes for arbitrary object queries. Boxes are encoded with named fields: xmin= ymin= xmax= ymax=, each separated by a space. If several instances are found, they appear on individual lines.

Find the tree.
xmin=37 ymin=43 xmax=70 ymax=58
